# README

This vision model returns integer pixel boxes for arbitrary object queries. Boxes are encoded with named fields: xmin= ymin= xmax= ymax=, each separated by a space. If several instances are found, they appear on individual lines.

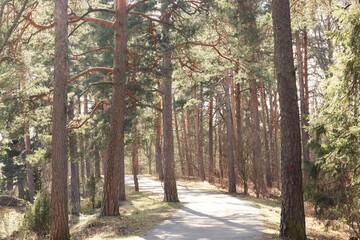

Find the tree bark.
xmin=195 ymin=86 xmax=206 ymax=181
xmin=132 ymin=103 xmax=139 ymax=192
xmin=161 ymin=1 xmax=179 ymax=202
xmin=272 ymin=1 xmax=307 ymax=238
xmin=78 ymin=96 xmax=86 ymax=197
xmin=208 ymin=96 xmax=215 ymax=183
xmin=236 ymin=81 xmax=248 ymax=195
xmin=173 ymin=100 xmax=185 ymax=176
xmin=249 ymin=78 xmax=264 ymax=197
xmin=83 ymin=93 xmax=91 ymax=180
xmin=94 ymin=147 xmax=101 ymax=179
xmin=181 ymin=108 xmax=193 ymax=177
xmin=24 ymin=125 xmax=35 ymax=203
xmin=260 ymin=80 xmax=272 ymax=188
xmin=101 ymin=0 xmax=127 ymax=216
xmin=68 ymin=97 xmax=80 ymax=216
xmin=224 ymin=74 xmax=236 ymax=193
xmin=50 ymin=0 xmax=69 ymax=238
xmin=155 ymin=100 xmax=164 ymax=180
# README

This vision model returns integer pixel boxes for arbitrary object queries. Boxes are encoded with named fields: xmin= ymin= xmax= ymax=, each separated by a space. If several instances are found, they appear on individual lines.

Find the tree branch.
xmin=67 ymin=98 xmax=111 ymax=131
xmin=68 ymin=67 xmax=113 ymax=84
xmin=127 ymin=0 xmax=152 ymax=11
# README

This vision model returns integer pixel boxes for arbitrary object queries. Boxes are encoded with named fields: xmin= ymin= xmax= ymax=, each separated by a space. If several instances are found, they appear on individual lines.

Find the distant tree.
xmin=272 ymin=0 xmax=306 ymax=238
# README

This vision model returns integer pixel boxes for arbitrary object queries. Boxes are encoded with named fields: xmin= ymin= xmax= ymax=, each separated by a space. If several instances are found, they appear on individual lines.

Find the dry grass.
xmin=167 ymin=176 xmax=352 ymax=239
xmin=70 ymin=186 xmax=182 ymax=240
xmin=0 ymin=206 xmax=25 ymax=239
xmin=239 ymin=194 xmax=352 ymax=240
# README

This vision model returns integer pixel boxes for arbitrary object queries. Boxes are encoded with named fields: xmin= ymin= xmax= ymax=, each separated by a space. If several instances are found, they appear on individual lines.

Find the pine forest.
xmin=0 ymin=0 xmax=359 ymax=239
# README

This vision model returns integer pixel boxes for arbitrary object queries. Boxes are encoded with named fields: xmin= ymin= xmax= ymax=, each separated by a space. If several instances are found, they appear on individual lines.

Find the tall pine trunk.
xmin=69 ymin=97 xmax=80 ymax=216
xmin=132 ymin=103 xmax=139 ymax=192
xmin=272 ymin=1 xmax=306 ymax=238
xmin=155 ymin=100 xmax=164 ymax=180
xmin=101 ymin=0 xmax=127 ymax=216
xmin=260 ymin=80 xmax=272 ymax=188
xmin=208 ymin=96 xmax=215 ymax=183
xmin=181 ymin=108 xmax=193 ymax=177
xmin=224 ymin=74 xmax=236 ymax=193
xmin=195 ymin=86 xmax=206 ymax=181
xmin=249 ymin=78 xmax=264 ymax=197
xmin=236 ymin=82 xmax=247 ymax=194
xmin=173 ymin=100 xmax=185 ymax=176
xmin=160 ymin=1 xmax=178 ymax=202
xmin=51 ymin=0 xmax=69 ymax=238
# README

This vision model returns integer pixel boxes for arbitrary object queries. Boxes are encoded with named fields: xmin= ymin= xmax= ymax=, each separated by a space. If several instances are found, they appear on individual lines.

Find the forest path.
xmin=126 ymin=175 xmax=263 ymax=240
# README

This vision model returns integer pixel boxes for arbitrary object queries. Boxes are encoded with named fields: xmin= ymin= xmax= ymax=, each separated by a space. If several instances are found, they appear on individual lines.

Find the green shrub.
xmin=23 ymin=190 xmax=51 ymax=237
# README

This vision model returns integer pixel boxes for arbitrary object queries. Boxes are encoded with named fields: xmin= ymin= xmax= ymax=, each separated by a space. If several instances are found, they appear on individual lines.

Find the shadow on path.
xmin=126 ymin=176 xmax=263 ymax=240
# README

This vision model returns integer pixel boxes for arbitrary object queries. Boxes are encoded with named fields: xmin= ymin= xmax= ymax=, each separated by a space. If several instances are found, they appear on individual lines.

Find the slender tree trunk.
xmin=160 ymin=3 xmax=179 ymax=202
xmin=236 ymin=82 xmax=247 ymax=195
xmin=78 ymin=97 xmax=86 ymax=197
xmin=249 ymin=78 xmax=264 ymax=197
xmin=260 ymin=80 xmax=272 ymax=188
xmin=208 ymin=96 xmax=215 ymax=183
xmin=101 ymin=0 xmax=127 ymax=216
xmin=147 ymin=139 xmax=153 ymax=175
xmin=217 ymin=94 xmax=224 ymax=183
xmin=272 ymin=1 xmax=306 ymax=238
xmin=94 ymin=147 xmax=101 ymax=179
xmin=132 ymin=103 xmax=139 ymax=192
xmin=51 ymin=0 xmax=69 ymax=238
xmin=182 ymin=108 xmax=193 ymax=177
xmin=83 ymin=94 xmax=91 ymax=179
xmin=68 ymin=97 xmax=80 ymax=216
xmin=24 ymin=124 xmax=35 ymax=203
xmin=195 ymin=86 xmax=206 ymax=181
xmin=224 ymin=74 xmax=236 ymax=193
xmin=174 ymin=100 xmax=185 ymax=176
xmin=301 ymin=30 xmax=311 ymax=177
xmin=155 ymin=100 xmax=164 ymax=180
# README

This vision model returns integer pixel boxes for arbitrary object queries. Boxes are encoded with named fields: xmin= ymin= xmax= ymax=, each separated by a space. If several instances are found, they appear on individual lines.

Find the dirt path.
xmin=126 ymin=176 xmax=263 ymax=240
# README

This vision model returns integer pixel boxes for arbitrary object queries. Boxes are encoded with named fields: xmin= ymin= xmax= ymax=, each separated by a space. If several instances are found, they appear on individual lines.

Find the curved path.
xmin=126 ymin=176 xmax=263 ymax=240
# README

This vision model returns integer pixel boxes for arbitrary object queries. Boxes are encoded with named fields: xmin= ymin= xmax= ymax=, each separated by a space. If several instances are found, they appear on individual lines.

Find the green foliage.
xmin=308 ymin=5 xmax=360 ymax=237
xmin=23 ymin=190 xmax=51 ymax=237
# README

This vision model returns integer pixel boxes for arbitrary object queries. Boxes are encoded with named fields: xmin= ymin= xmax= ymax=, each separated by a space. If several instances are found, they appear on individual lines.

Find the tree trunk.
xmin=181 ymin=108 xmax=193 ymax=177
xmin=161 ymin=3 xmax=179 ymax=202
xmin=217 ymin=94 xmax=224 ymax=183
xmin=146 ymin=139 xmax=152 ymax=175
xmin=68 ymin=97 xmax=80 ymax=216
xmin=78 ymin=96 xmax=86 ymax=197
xmin=260 ymin=80 xmax=272 ymax=188
xmin=301 ymin=30 xmax=311 ymax=180
xmin=132 ymin=103 xmax=139 ymax=192
xmin=208 ymin=96 xmax=215 ymax=183
xmin=249 ymin=78 xmax=264 ymax=197
xmin=173 ymin=100 xmax=185 ymax=176
xmin=101 ymin=0 xmax=127 ymax=216
xmin=24 ymin=125 xmax=35 ymax=203
xmin=195 ymin=86 xmax=206 ymax=181
xmin=155 ymin=100 xmax=164 ymax=180
xmin=83 ymin=93 xmax=91 ymax=180
xmin=224 ymin=74 xmax=236 ymax=193
xmin=50 ymin=0 xmax=69 ymax=238
xmin=236 ymin=82 xmax=248 ymax=195
xmin=272 ymin=1 xmax=306 ymax=238
xmin=94 ymin=147 xmax=101 ymax=179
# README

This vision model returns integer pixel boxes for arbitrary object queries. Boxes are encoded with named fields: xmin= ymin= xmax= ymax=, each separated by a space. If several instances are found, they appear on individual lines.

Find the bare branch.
xmin=0 ymin=0 xmax=30 ymax=54
xmin=68 ymin=67 xmax=113 ymax=84
xmin=68 ymin=98 xmax=111 ymax=131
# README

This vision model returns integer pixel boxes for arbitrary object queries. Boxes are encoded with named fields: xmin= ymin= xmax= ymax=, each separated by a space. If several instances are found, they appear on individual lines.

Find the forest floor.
xmin=0 ymin=175 xmax=353 ymax=239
